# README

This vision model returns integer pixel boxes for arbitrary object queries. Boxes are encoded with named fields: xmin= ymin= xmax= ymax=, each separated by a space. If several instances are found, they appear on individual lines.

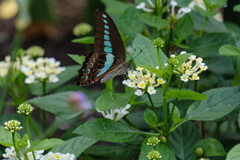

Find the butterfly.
xmin=76 ymin=11 xmax=130 ymax=87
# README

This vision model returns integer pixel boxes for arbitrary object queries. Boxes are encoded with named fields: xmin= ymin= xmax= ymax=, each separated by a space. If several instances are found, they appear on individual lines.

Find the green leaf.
xmin=226 ymin=144 xmax=240 ymax=160
xmin=0 ymin=126 xmax=13 ymax=146
xmin=28 ymin=92 xmax=81 ymax=119
xmin=142 ymin=88 xmax=164 ymax=107
xmin=195 ymin=138 xmax=226 ymax=156
xmin=165 ymin=90 xmax=207 ymax=100
xmin=138 ymin=64 xmax=164 ymax=77
xmin=143 ymin=109 xmax=158 ymax=126
xmin=71 ymin=36 xmax=94 ymax=44
xmin=139 ymin=13 xmax=169 ymax=30
xmin=169 ymin=104 xmax=185 ymax=126
xmin=74 ymin=118 xmax=141 ymax=143
xmin=233 ymin=4 xmax=240 ymax=12
xmin=101 ymin=0 xmax=133 ymax=15
xmin=96 ymin=91 xmax=131 ymax=111
xmin=170 ymin=121 xmax=201 ymax=160
xmin=29 ymin=65 xmax=79 ymax=96
xmin=67 ymin=54 xmax=85 ymax=64
xmin=219 ymin=45 xmax=240 ymax=57
xmin=28 ymin=138 xmax=65 ymax=151
xmin=189 ymin=33 xmax=235 ymax=57
xmin=186 ymin=85 xmax=240 ymax=121
xmin=132 ymin=34 xmax=167 ymax=67
xmin=204 ymin=0 xmax=227 ymax=10
xmin=51 ymin=136 xmax=97 ymax=157
xmin=119 ymin=6 xmax=144 ymax=39
xmin=175 ymin=15 xmax=194 ymax=39
xmin=173 ymin=53 xmax=192 ymax=70
xmin=139 ymin=138 xmax=176 ymax=160
xmin=195 ymin=6 xmax=217 ymax=17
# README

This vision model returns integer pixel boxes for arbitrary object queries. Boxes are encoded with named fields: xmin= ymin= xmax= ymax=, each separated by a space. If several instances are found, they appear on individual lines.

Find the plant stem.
xmin=146 ymin=92 xmax=159 ymax=120
xmin=12 ymin=132 xmax=21 ymax=160
xmin=155 ymin=0 xmax=161 ymax=16
xmin=25 ymin=115 xmax=36 ymax=160
xmin=157 ymin=47 xmax=161 ymax=68
xmin=199 ymin=16 xmax=208 ymax=36
xmin=123 ymin=117 xmax=137 ymax=129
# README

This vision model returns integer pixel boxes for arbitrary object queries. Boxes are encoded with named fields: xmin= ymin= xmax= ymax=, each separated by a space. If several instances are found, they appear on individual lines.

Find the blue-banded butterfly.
xmin=76 ymin=11 xmax=130 ymax=87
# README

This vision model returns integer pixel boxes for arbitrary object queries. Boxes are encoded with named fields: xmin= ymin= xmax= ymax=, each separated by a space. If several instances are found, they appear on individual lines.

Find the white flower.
xmin=138 ymin=81 xmax=146 ymax=89
xmin=147 ymin=87 xmax=156 ymax=94
xmin=40 ymin=152 xmax=75 ymax=160
xmin=180 ymin=74 xmax=189 ymax=82
xmin=135 ymin=89 xmax=144 ymax=96
xmin=25 ymin=75 xmax=35 ymax=84
xmin=180 ymin=51 xmax=187 ymax=54
xmin=170 ymin=54 xmax=176 ymax=58
xmin=191 ymin=73 xmax=200 ymax=80
xmin=170 ymin=0 xmax=178 ymax=7
xmin=136 ymin=2 xmax=154 ymax=12
xmin=176 ymin=7 xmax=191 ymax=19
xmin=48 ymin=74 xmax=59 ymax=83
xmin=35 ymin=71 xmax=47 ymax=79
xmin=97 ymin=104 xmax=131 ymax=121
xmin=157 ymin=78 xmax=166 ymax=84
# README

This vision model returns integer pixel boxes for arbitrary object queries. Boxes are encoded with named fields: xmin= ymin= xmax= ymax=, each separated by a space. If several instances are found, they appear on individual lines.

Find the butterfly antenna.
xmin=129 ymin=48 xmax=142 ymax=62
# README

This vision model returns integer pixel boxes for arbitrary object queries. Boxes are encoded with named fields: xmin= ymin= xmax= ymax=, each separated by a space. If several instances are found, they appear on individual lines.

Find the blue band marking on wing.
xmin=103 ymin=19 xmax=108 ymax=24
xmin=104 ymin=47 xmax=112 ymax=53
xmin=102 ymin=14 xmax=107 ymax=18
xmin=104 ymin=30 xmax=109 ymax=35
xmin=104 ymin=41 xmax=112 ymax=47
xmin=96 ymin=54 xmax=114 ymax=76
xmin=104 ymin=25 xmax=109 ymax=30
xmin=104 ymin=35 xmax=110 ymax=40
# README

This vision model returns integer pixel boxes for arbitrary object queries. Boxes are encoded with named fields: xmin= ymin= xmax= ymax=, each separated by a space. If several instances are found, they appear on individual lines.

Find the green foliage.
xmin=71 ymin=36 xmax=94 ymax=44
xmin=0 ymin=126 xmax=13 ymax=146
xmin=195 ymin=138 xmax=226 ymax=156
xmin=139 ymin=14 xmax=169 ymax=30
xmin=226 ymin=144 xmax=240 ymax=160
xmin=74 ymin=118 xmax=141 ymax=143
xmin=219 ymin=45 xmax=240 ymax=57
xmin=186 ymin=85 xmax=240 ymax=121
xmin=170 ymin=122 xmax=201 ymax=160
xmin=101 ymin=0 xmax=133 ymax=15
xmin=233 ymin=5 xmax=240 ymax=12
xmin=174 ymin=15 xmax=194 ymax=39
xmin=165 ymin=90 xmax=207 ymax=100
xmin=51 ymin=136 xmax=97 ymax=157
xmin=144 ymin=109 xmax=158 ymax=126
xmin=67 ymin=54 xmax=85 ymax=64
xmin=28 ymin=138 xmax=65 ymax=151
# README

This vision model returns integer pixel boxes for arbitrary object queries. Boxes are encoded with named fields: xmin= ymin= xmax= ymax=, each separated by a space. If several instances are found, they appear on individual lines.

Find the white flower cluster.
xmin=97 ymin=104 xmax=131 ymax=121
xmin=2 ymin=147 xmax=75 ymax=160
xmin=174 ymin=54 xmax=208 ymax=82
xmin=136 ymin=0 xmax=154 ymax=12
xmin=2 ymin=147 xmax=44 ymax=160
xmin=123 ymin=67 xmax=166 ymax=96
xmin=21 ymin=57 xmax=65 ymax=84
xmin=171 ymin=0 xmax=191 ymax=19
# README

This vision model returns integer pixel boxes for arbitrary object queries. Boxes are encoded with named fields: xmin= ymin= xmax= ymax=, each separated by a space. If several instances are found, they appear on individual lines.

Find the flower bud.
xmin=73 ymin=23 xmax=92 ymax=36
xmin=195 ymin=147 xmax=204 ymax=156
xmin=146 ymin=136 xmax=160 ymax=146
xmin=25 ymin=46 xmax=45 ymax=58
xmin=159 ymin=135 xmax=166 ymax=143
xmin=153 ymin=38 xmax=165 ymax=48
xmin=168 ymin=57 xmax=179 ymax=66
xmin=4 ymin=120 xmax=23 ymax=132
xmin=17 ymin=102 xmax=34 ymax=115
xmin=147 ymin=150 xmax=162 ymax=160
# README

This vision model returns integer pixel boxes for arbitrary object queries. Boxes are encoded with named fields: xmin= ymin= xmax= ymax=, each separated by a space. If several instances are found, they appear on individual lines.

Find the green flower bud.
xmin=146 ymin=136 xmax=160 ymax=146
xmin=25 ymin=46 xmax=44 ymax=58
xmin=195 ymin=147 xmax=204 ymax=156
xmin=17 ymin=102 xmax=34 ymax=115
xmin=4 ymin=120 xmax=23 ymax=132
xmin=159 ymin=135 xmax=166 ymax=143
xmin=153 ymin=38 xmax=165 ymax=48
xmin=73 ymin=23 xmax=93 ymax=36
xmin=168 ymin=57 xmax=179 ymax=66
xmin=147 ymin=150 xmax=162 ymax=160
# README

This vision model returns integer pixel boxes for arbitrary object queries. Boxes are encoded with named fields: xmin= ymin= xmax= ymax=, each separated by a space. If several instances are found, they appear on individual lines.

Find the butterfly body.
xmin=76 ymin=11 xmax=130 ymax=87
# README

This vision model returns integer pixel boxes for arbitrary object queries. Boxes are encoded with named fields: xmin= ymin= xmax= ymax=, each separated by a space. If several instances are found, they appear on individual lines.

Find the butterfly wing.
xmin=76 ymin=11 xmax=126 ymax=87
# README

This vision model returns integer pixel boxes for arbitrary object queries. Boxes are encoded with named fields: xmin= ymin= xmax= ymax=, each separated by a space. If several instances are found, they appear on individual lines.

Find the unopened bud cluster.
xmin=4 ymin=120 xmax=23 ymax=132
xmin=153 ymin=38 xmax=165 ymax=48
xmin=147 ymin=150 xmax=162 ymax=160
xmin=17 ymin=103 xmax=34 ymax=115
xmin=147 ymin=136 xmax=160 ymax=146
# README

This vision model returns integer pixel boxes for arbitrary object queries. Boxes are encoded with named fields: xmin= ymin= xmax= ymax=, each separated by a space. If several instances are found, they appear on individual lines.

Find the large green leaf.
xmin=67 ymin=54 xmax=85 ymax=64
xmin=0 ymin=126 xmax=13 ymax=146
xmin=29 ymin=65 xmax=79 ymax=96
xmin=233 ymin=4 xmax=240 ymax=12
xmin=195 ymin=138 xmax=226 ymax=156
xmin=186 ymin=85 xmax=240 ymax=121
xmin=226 ymin=144 xmax=240 ymax=160
xmin=28 ymin=92 xmax=81 ymax=119
xmin=28 ymin=138 xmax=65 ymax=151
xmin=170 ymin=121 xmax=201 ymax=160
xmin=119 ymin=6 xmax=144 ymax=39
xmin=189 ymin=33 xmax=235 ymax=57
xmin=139 ymin=13 xmax=169 ymax=30
xmin=139 ymin=138 xmax=176 ymax=160
xmin=101 ymin=0 xmax=133 ymax=15
xmin=51 ymin=136 xmax=97 ymax=157
xmin=71 ymin=36 xmax=94 ymax=44
xmin=132 ymin=34 xmax=167 ymax=67
xmin=74 ymin=118 xmax=141 ymax=143
xmin=96 ymin=91 xmax=131 ymax=111
xmin=165 ymin=90 xmax=207 ymax=101
xmin=219 ymin=45 xmax=240 ymax=57
xmin=143 ymin=109 xmax=158 ymax=126
xmin=175 ymin=15 xmax=193 ymax=39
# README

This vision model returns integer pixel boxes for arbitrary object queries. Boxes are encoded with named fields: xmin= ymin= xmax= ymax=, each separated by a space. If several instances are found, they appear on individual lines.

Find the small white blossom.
xmin=180 ymin=74 xmax=189 ymax=82
xmin=40 ymin=152 xmax=75 ymax=160
xmin=147 ymin=87 xmax=156 ymax=94
xmin=97 ymin=104 xmax=131 ymax=121
xmin=180 ymin=51 xmax=187 ymax=54
xmin=135 ymin=89 xmax=144 ymax=96
xmin=170 ymin=54 xmax=176 ymax=58
xmin=48 ymin=74 xmax=59 ymax=83
xmin=136 ymin=2 xmax=154 ymax=12
xmin=25 ymin=75 xmax=35 ymax=84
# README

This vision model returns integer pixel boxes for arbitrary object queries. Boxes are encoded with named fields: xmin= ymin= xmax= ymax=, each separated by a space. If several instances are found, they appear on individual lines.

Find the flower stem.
xmin=25 ymin=115 xmax=36 ymax=160
xmin=146 ymin=92 xmax=159 ymax=120
xmin=155 ymin=0 xmax=161 ymax=16
xmin=157 ymin=47 xmax=161 ymax=68
xmin=12 ymin=132 xmax=21 ymax=160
